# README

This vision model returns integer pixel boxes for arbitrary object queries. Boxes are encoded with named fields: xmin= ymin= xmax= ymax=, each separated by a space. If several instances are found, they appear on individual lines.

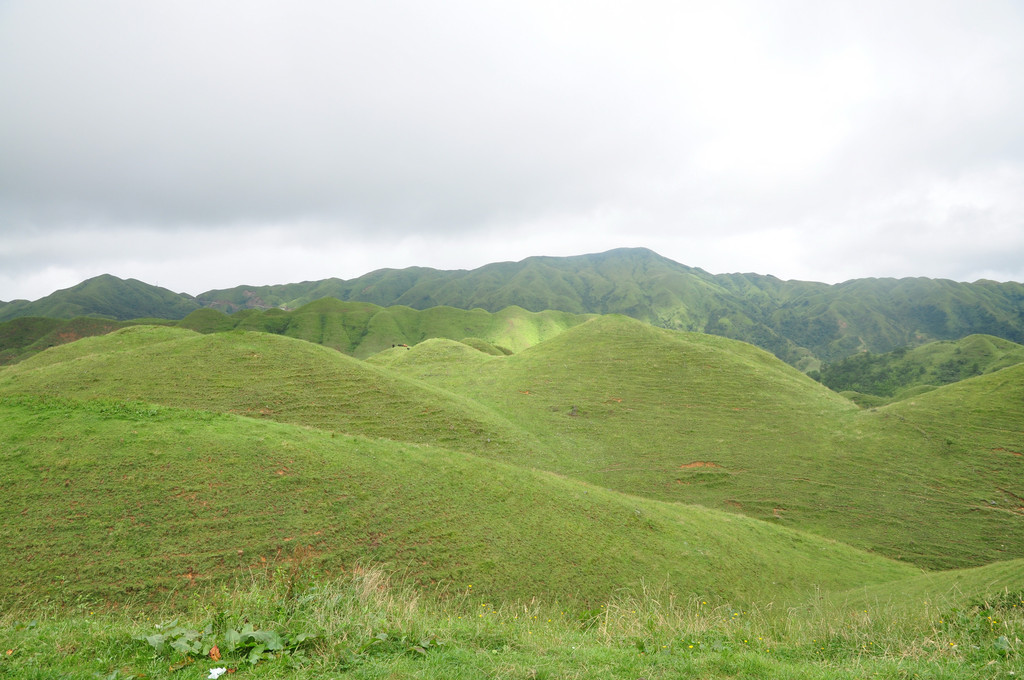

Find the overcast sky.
xmin=2 ymin=1 xmax=1023 ymax=301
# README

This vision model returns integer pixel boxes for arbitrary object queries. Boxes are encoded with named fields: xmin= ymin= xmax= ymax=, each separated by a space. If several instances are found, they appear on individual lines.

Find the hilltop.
xmin=3 ymin=248 xmax=1023 ymax=368
xmin=372 ymin=315 xmax=1024 ymax=570
xmin=0 ymin=273 xmax=199 ymax=322
xmin=2 ymin=316 xmax=1021 ymax=593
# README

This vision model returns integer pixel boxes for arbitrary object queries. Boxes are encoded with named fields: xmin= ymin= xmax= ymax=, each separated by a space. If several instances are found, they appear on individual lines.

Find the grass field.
xmin=0 ymin=393 xmax=915 ymax=606
xmin=1 ymin=564 xmax=1021 ymax=679
xmin=1 ymin=314 xmax=1021 ymax=677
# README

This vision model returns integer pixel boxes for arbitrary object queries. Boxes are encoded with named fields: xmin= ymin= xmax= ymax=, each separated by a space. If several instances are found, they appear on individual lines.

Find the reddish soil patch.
xmin=993 ymin=447 xmax=1023 ymax=456
xmin=680 ymin=461 xmax=722 ymax=469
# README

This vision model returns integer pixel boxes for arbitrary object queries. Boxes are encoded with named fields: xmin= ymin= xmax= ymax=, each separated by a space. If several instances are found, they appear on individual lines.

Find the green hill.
xmin=815 ymin=334 xmax=1024 ymax=404
xmin=6 ymin=248 xmax=1023 ymax=369
xmin=371 ymin=316 xmax=1024 ymax=570
xmin=0 ymin=393 xmax=915 ymax=606
xmin=0 ymin=301 xmax=589 ymax=366
xmin=0 ymin=326 xmax=539 ymax=456
xmin=0 ymin=274 xmax=200 ymax=322
xmin=198 ymin=248 xmax=1024 ymax=365
xmin=4 ymin=317 xmax=1022 ymax=575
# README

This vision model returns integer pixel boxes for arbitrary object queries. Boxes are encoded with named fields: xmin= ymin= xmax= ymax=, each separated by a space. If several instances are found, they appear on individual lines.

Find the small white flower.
xmin=208 ymin=668 xmax=227 ymax=679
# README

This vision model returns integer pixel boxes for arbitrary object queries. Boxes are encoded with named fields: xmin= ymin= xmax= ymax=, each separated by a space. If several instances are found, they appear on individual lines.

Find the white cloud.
xmin=1 ymin=0 xmax=1023 ymax=300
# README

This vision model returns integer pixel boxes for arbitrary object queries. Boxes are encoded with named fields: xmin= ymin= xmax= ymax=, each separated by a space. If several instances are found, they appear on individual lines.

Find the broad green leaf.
xmin=252 ymin=630 xmax=284 ymax=651
xmin=223 ymin=628 xmax=241 ymax=652
xmin=144 ymin=633 xmax=166 ymax=652
xmin=248 ymin=644 xmax=266 ymax=665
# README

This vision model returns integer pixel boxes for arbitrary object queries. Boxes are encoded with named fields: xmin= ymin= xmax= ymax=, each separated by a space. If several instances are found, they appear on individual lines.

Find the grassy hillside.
xmin=0 ymin=274 xmax=199 ymax=322
xmin=0 ymin=394 xmax=915 ymax=606
xmin=198 ymin=248 xmax=1024 ymax=364
xmin=1 ymin=318 xmax=1020 ymax=579
xmin=10 ymin=249 xmax=1023 ymax=369
xmin=4 ymin=316 xmax=1018 ymax=572
xmin=372 ymin=316 xmax=1024 ymax=570
xmin=4 ymin=559 xmax=1021 ymax=679
xmin=2 ymin=315 xmax=1022 ymax=678
xmin=815 ymin=334 xmax=1024 ymax=404
xmin=0 ymin=326 xmax=541 ymax=457
xmin=0 ymin=315 xmax=131 ymax=365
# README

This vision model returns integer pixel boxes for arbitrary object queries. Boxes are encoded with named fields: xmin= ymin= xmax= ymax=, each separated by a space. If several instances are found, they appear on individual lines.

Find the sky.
xmin=2 ymin=1 xmax=1023 ymax=301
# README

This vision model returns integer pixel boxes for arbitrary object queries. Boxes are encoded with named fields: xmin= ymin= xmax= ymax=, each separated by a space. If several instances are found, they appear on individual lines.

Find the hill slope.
xmin=372 ymin=316 xmax=1024 ymax=570
xmin=0 ymin=393 xmax=918 ymax=605
xmin=4 ymin=317 xmax=1022 ymax=571
xmin=0 ymin=326 xmax=540 ymax=457
xmin=815 ymin=334 xmax=1024 ymax=404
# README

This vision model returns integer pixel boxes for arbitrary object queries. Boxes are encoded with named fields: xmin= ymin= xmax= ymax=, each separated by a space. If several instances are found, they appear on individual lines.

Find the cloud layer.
xmin=2 ymin=1 xmax=1023 ymax=300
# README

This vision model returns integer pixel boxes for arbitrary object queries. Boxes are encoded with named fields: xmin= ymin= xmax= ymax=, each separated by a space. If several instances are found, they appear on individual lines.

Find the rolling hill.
xmin=371 ymin=315 xmax=1024 ymax=570
xmin=0 ymin=301 xmax=588 ymax=366
xmin=0 ymin=379 xmax=915 ymax=606
xmin=2 ymin=308 xmax=1023 ymax=680
xmin=815 ymin=333 xmax=1024 ymax=405
xmin=4 ymin=248 xmax=1024 ymax=369
xmin=2 ymin=316 xmax=1021 ymax=585
xmin=0 ymin=273 xmax=199 ymax=322
xmin=183 ymin=298 xmax=591 ymax=358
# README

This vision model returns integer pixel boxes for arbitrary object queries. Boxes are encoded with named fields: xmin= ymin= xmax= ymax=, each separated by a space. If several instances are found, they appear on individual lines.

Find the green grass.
xmin=376 ymin=316 xmax=1024 ymax=570
xmin=2 ymin=310 xmax=1023 ymax=677
xmin=0 ymin=393 xmax=914 ymax=606
xmin=189 ymin=298 xmax=590 ymax=359
xmin=1 ymin=565 xmax=1021 ymax=679
xmin=3 ymin=318 xmax=1022 ymax=575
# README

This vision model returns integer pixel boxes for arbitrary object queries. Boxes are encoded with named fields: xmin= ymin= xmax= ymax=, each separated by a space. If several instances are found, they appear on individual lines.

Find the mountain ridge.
xmin=4 ymin=247 xmax=1024 ymax=367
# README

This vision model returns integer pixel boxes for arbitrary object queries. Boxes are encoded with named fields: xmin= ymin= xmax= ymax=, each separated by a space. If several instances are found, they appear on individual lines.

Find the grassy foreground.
xmin=2 ymin=565 xmax=1021 ymax=679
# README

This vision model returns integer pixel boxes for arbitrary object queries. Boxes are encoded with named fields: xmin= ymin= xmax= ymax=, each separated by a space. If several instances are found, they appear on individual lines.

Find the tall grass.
xmin=3 ymin=565 xmax=1020 ymax=679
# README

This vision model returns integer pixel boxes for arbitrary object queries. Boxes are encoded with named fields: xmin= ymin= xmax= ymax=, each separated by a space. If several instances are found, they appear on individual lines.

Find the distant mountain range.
xmin=3 ymin=247 xmax=1023 ymax=368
